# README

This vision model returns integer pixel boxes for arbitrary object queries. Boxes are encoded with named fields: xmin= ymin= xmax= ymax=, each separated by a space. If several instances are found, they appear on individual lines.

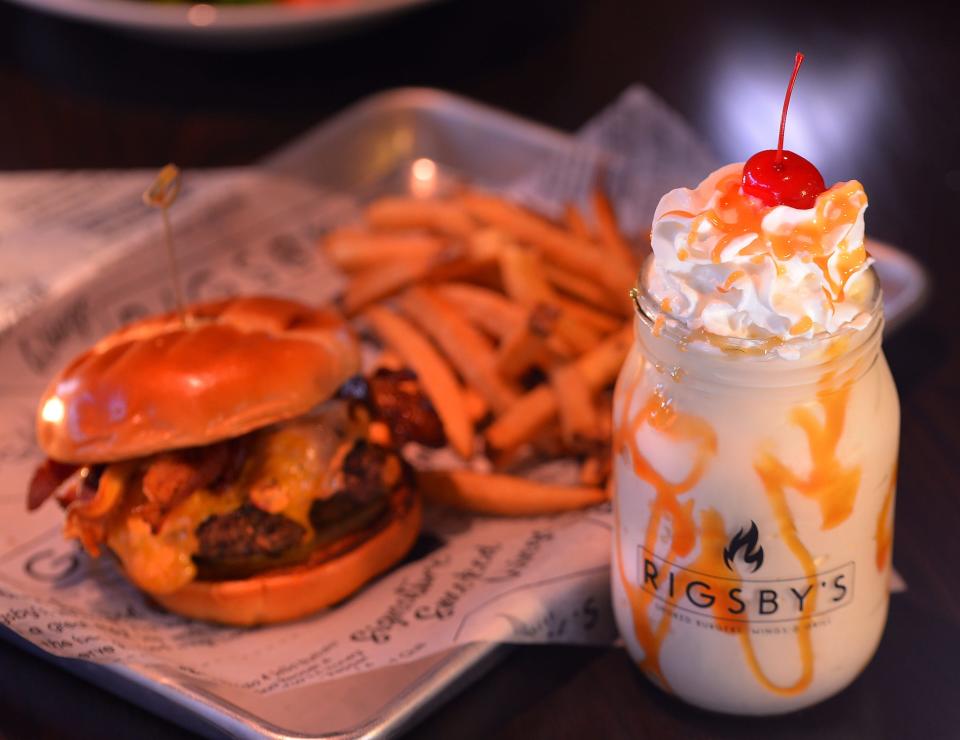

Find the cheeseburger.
xmin=27 ymin=296 xmax=441 ymax=626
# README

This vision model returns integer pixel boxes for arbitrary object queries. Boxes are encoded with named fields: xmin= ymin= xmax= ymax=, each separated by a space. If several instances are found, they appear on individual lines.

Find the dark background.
xmin=1 ymin=1 xmax=958 ymax=738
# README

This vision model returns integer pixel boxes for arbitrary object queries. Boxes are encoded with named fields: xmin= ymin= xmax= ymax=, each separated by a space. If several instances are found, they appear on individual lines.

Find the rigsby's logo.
xmin=638 ymin=521 xmax=854 ymax=623
xmin=723 ymin=521 xmax=764 ymax=573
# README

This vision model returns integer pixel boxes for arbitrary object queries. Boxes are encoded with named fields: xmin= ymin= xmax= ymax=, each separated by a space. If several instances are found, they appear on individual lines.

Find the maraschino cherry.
xmin=741 ymin=52 xmax=826 ymax=209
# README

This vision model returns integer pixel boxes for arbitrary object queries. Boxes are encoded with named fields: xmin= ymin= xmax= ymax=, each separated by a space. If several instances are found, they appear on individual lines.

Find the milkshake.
xmin=611 ymin=55 xmax=900 ymax=714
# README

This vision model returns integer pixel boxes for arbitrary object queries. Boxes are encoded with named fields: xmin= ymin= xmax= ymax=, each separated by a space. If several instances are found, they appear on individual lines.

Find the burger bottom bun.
xmin=150 ymin=493 xmax=421 ymax=626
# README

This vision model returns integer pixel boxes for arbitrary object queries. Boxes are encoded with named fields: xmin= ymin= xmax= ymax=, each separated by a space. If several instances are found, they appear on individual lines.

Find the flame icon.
xmin=723 ymin=521 xmax=764 ymax=573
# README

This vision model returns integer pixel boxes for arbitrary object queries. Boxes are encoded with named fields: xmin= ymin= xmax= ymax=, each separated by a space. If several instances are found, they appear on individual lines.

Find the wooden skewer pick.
xmin=143 ymin=164 xmax=187 ymax=325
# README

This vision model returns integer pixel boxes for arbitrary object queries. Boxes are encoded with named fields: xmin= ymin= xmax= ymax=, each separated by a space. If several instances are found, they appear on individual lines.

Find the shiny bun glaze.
xmin=36 ymin=296 xmax=360 ymax=463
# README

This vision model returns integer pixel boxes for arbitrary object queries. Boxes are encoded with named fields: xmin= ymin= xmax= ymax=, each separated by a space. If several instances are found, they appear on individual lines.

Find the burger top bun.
xmin=36 ymin=296 xmax=360 ymax=463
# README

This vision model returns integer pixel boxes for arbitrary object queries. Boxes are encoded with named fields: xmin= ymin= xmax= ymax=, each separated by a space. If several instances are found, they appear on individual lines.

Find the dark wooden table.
xmin=1 ymin=1 xmax=957 ymax=738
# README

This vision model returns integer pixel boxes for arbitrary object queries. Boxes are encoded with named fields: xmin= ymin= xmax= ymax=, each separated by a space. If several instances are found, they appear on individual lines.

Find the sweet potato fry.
xmin=485 ymin=326 xmax=632 ymax=452
xmin=592 ymin=188 xmax=638 ymax=271
xmin=433 ymin=283 xmax=526 ymax=340
xmin=363 ymin=306 xmax=474 ymax=459
xmin=365 ymin=197 xmax=475 ymax=238
xmin=550 ymin=363 xmax=600 ymax=446
xmin=395 ymin=287 xmax=518 ymax=413
xmin=417 ymin=469 xmax=607 ymax=516
xmin=460 ymin=190 xmax=633 ymax=299
xmin=324 ymin=231 xmax=446 ymax=272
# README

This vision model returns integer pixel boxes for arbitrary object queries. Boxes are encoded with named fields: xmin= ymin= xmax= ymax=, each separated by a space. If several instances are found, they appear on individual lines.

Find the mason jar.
xmin=611 ymin=258 xmax=900 ymax=715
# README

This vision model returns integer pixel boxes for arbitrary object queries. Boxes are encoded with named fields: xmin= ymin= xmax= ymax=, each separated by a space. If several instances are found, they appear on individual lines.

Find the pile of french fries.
xmin=322 ymin=188 xmax=639 ymax=516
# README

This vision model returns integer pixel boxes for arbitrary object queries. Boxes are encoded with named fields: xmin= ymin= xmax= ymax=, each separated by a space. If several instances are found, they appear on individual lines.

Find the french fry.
xmin=551 ymin=307 xmax=602 ymax=355
xmin=415 ymin=228 xmax=510 ymax=289
xmin=543 ymin=263 xmax=628 ymax=316
xmin=463 ymin=386 xmax=489 ymax=424
xmin=485 ymin=326 xmax=632 ymax=452
xmin=498 ymin=246 xmax=600 ymax=354
xmin=467 ymin=227 xmax=511 ymax=262
xmin=550 ymin=363 xmax=600 ymax=446
xmin=417 ymin=469 xmax=607 ymax=516
xmin=592 ymin=188 xmax=639 ymax=271
xmin=484 ymin=384 xmax=554 ymax=454
xmin=433 ymin=283 xmax=526 ymax=340
xmin=486 ymin=423 xmax=573 ymax=471
xmin=579 ymin=455 xmax=611 ymax=487
xmin=564 ymin=203 xmax=594 ymax=243
xmin=423 ymin=253 xmax=499 ymax=285
xmin=324 ymin=231 xmax=446 ymax=272
xmin=595 ymin=390 xmax=614 ymax=442
xmin=332 ymin=188 xmax=637 ymax=494
xmin=497 ymin=308 xmax=557 ymax=379
xmin=342 ymin=244 xmax=498 ymax=315
xmin=342 ymin=254 xmax=436 ymax=315
xmin=363 ymin=306 xmax=474 ymax=459
xmin=395 ymin=287 xmax=518 ymax=413
xmin=365 ymin=197 xmax=476 ymax=239
xmin=554 ymin=295 xmax=621 ymax=335
xmin=460 ymin=190 xmax=633 ymax=299
xmin=498 ymin=245 xmax=554 ymax=306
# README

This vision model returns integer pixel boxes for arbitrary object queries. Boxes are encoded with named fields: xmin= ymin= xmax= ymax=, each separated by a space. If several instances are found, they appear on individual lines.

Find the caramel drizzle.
xmin=675 ymin=508 xmax=743 ymax=621
xmin=684 ymin=174 xmax=763 ymax=264
xmin=616 ymin=334 xmax=871 ymax=697
xmin=613 ymin=365 xmax=717 ymax=688
xmin=717 ymin=269 xmax=746 ymax=294
xmin=660 ymin=209 xmax=695 ymax=219
xmin=665 ymin=174 xmax=868 ymax=301
xmin=789 ymin=316 xmax=813 ymax=336
xmin=875 ymin=464 xmax=897 ymax=571
xmin=747 ymin=371 xmax=860 ymax=695
xmin=652 ymin=315 xmax=665 ymax=337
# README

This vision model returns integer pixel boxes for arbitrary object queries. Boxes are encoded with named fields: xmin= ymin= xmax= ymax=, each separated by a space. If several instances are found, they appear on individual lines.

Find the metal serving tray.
xmin=1 ymin=88 xmax=928 ymax=739
xmin=0 ymin=89 xmax=612 ymax=740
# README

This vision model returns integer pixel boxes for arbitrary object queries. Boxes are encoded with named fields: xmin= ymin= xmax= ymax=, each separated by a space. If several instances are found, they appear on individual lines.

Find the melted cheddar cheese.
xmin=106 ymin=402 xmax=367 ymax=595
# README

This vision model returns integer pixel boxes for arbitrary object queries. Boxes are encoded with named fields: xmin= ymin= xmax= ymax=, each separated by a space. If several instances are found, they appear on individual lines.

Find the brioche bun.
xmin=151 ymin=487 xmax=421 ymax=626
xmin=37 ymin=296 xmax=360 ymax=463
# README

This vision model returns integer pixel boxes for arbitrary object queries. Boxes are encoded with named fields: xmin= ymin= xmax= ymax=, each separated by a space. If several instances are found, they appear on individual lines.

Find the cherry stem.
xmin=775 ymin=52 xmax=805 ymax=168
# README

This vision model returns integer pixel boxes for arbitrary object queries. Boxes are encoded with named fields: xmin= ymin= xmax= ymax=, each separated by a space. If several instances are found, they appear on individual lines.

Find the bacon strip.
xmin=27 ymin=459 xmax=79 ymax=511
xmin=135 ymin=441 xmax=241 ymax=531
xmin=143 ymin=445 xmax=226 ymax=504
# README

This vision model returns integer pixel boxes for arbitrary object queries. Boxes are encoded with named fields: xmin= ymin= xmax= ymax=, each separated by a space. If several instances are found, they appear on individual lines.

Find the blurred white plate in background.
xmin=4 ymin=0 xmax=443 ymax=46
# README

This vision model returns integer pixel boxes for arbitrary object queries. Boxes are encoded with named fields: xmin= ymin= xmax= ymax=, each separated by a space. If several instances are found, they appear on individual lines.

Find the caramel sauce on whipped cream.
xmin=648 ymin=163 xmax=873 ymax=343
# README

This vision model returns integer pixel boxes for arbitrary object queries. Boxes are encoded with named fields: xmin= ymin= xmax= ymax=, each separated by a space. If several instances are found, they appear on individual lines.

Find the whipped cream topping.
xmin=646 ymin=163 xmax=875 ymax=341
